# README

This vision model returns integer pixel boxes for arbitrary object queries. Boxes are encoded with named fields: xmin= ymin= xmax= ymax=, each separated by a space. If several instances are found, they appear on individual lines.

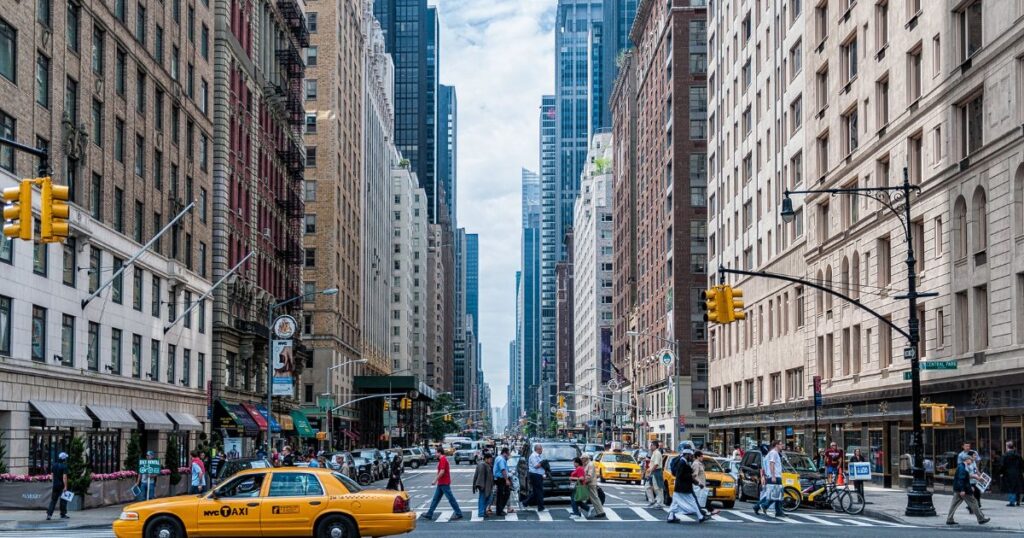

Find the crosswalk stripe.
xmin=792 ymin=513 xmax=841 ymax=526
xmin=471 ymin=509 xmax=484 ymax=522
xmin=775 ymin=514 xmax=808 ymax=524
xmin=435 ymin=511 xmax=453 ymax=522
xmin=727 ymin=509 xmax=769 ymax=522
xmin=601 ymin=507 xmax=621 ymax=521
xmin=840 ymin=518 xmax=874 ymax=526
xmin=504 ymin=511 xmax=519 ymax=521
xmin=537 ymin=509 xmax=553 ymax=522
xmin=631 ymin=506 xmax=660 ymax=521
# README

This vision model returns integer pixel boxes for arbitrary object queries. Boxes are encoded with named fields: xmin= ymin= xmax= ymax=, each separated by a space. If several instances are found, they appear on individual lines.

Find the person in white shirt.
xmin=753 ymin=440 xmax=785 ymax=518
xmin=526 ymin=444 xmax=546 ymax=511
xmin=648 ymin=440 xmax=665 ymax=507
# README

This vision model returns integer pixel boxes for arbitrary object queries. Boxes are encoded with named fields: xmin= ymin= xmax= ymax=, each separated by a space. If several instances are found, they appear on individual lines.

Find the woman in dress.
xmin=666 ymin=450 xmax=712 ymax=523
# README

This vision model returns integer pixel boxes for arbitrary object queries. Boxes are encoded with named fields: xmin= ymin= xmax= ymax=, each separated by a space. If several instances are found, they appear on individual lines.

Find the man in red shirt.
xmin=420 ymin=454 xmax=464 ymax=521
xmin=823 ymin=442 xmax=845 ymax=482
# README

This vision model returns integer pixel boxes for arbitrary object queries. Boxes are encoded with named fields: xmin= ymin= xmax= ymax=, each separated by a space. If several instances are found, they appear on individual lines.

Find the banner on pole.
xmin=272 ymin=339 xmax=294 ymax=396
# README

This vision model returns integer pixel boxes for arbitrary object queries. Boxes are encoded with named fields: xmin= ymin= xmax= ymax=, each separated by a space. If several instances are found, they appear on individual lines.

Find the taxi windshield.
xmin=702 ymin=458 xmax=724 ymax=473
xmin=601 ymin=453 xmax=636 ymax=464
xmin=783 ymin=453 xmax=818 ymax=473
xmin=332 ymin=472 xmax=363 ymax=493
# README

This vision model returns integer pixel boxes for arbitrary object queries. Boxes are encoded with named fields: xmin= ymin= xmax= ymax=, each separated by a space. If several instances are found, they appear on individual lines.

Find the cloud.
xmin=433 ymin=0 xmax=556 ymax=408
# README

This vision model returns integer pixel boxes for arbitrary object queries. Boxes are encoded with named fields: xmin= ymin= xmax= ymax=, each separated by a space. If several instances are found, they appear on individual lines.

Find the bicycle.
xmin=801 ymin=478 xmax=865 ymax=515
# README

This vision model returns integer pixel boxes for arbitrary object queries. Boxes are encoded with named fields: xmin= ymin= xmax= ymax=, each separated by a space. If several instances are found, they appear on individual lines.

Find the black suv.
xmin=523 ymin=442 xmax=581 ymax=498
xmin=737 ymin=449 xmax=822 ymax=501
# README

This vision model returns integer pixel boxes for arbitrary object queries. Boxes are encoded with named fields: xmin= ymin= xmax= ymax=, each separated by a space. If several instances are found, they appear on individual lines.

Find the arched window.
xmin=841 ymin=257 xmax=851 ymax=297
xmin=972 ymin=187 xmax=987 ymax=254
xmin=851 ymin=252 xmax=861 ymax=300
xmin=816 ymin=269 xmax=824 ymax=315
xmin=825 ymin=265 xmax=833 ymax=312
xmin=954 ymin=196 xmax=968 ymax=260
xmin=1015 ymin=164 xmax=1024 ymax=237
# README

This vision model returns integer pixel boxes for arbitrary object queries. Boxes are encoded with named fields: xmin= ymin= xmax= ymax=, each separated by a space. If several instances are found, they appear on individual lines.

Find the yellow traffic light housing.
xmin=557 ymin=395 xmax=565 ymax=408
xmin=41 ymin=177 xmax=69 ymax=243
xmin=2 ymin=180 xmax=32 ymax=240
xmin=383 ymin=400 xmax=390 ymax=411
xmin=702 ymin=286 xmax=721 ymax=323
xmin=728 ymin=286 xmax=746 ymax=321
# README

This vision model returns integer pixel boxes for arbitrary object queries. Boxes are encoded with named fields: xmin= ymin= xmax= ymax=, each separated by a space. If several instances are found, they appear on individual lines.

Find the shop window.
xmin=88 ymin=430 xmax=122 ymax=474
xmin=28 ymin=427 xmax=72 ymax=475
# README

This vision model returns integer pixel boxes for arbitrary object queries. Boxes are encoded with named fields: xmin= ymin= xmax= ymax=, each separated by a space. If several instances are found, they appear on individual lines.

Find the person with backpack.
xmin=666 ymin=450 xmax=710 ymax=523
xmin=947 ymin=453 xmax=990 ymax=525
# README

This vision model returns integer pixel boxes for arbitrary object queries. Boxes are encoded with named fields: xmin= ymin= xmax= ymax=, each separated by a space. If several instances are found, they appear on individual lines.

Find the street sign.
xmin=904 ymin=371 xmax=913 ymax=380
xmin=139 ymin=459 xmax=161 ymax=475
xmin=272 ymin=315 xmax=297 ymax=338
xmin=921 ymin=360 xmax=958 ymax=370
xmin=660 ymin=350 xmax=674 ymax=366
xmin=318 ymin=395 xmax=335 ymax=411
xmin=903 ymin=347 xmax=917 ymax=361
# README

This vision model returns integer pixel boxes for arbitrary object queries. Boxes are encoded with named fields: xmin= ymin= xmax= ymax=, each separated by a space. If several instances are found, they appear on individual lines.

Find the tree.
xmin=428 ymin=393 xmax=461 ymax=441
xmin=66 ymin=436 xmax=92 ymax=497
xmin=0 ymin=431 xmax=8 ymax=474
xmin=123 ymin=432 xmax=141 ymax=473
xmin=165 ymin=436 xmax=182 ymax=486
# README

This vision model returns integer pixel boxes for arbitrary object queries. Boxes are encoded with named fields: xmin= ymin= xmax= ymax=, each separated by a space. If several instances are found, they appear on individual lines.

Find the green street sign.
xmin=139 ymin=459 xmax=161 ymax=475
xmin=921 ymin=360 xmax=958 ymax=370
xmin=903 ymin=372 xmax=913 ymax=380
xmin=317 ymin=396 xmax=334 ymax=411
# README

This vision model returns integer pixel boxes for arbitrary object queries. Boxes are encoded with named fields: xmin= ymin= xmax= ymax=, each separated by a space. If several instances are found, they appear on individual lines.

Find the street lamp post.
xmin=627 ymin=330 xmax=680 ymax=448
xmin=324 ymin=358 xmax=368 ymax=450
xmin=266 ymin=287 xmax=339 ymax=451
xmin=780 ymin=167 xmax=935 ymax=516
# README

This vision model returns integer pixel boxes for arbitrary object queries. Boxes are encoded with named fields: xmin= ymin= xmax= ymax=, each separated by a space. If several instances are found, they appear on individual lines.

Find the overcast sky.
xmin=433 ymin=0 xmax=557 ymax=409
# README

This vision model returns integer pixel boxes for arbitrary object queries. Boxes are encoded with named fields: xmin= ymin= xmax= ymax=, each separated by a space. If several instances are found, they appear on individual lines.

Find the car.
xmin=352 ymin=448 xmax=387 ymax=480
xmin=351 ymin=456 xmax=377 ymax=486
xmin=215 ymin=457 xmax=271 ymax=483
xmin=714 ymin=457 xmax=741 ymax=500
xmin=661 ymin=454 xmax=737 ymax=509
xmin=581 ymin=443 xmax=604 ymax=460
xmin=594 ymin=451 xmax=642 ymax=484
xmin=737 ymin=450 xmax=821 ymax=503
xmin=113 ymin=467 xmax=415 ymax=538
xmin=453 ymin=442 xmax=481 ymax=465
xmin=631 ymin=449 xmax=650 ymax=463
xmin=401 ymin=448 xmax=427 ymax=468
xmin=524 ymin=442 xmax=581 ymax=498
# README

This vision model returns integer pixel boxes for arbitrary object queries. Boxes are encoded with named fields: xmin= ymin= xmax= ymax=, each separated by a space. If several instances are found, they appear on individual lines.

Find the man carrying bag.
xmin=754 ymin=440 xmax=785 ymax=518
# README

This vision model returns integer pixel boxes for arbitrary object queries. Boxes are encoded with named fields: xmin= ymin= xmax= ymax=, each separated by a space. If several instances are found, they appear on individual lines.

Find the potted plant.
xmin=66 ymin=436 xmax=92 ymax=511
xmin=123 ymin=432 xmax=141 ymax=474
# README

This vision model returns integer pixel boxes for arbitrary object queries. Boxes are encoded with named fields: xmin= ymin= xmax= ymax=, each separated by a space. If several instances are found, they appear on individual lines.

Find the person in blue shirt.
xmin=493 ymin=448 xmax=512 ymax=515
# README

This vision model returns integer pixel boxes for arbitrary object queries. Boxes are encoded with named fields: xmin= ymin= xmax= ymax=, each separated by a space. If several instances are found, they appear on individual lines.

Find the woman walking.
xmin=386 ymin=452 xmax=405 ymax=491
xmin=666 ymin=450 xmax=712 ymax=523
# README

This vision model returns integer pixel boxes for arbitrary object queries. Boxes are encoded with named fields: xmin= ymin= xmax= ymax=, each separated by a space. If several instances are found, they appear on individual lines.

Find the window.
xmin=36 ymin=54 xmax=50 ymax=108
xmin=815 ymin=65 xmax=828 ymax=112
xmin=841 ymin=34 xmax=858 ymax=85
xmin=115 ymin=48 xmax=127 ymax=96
xmin=38 ymin=0 xmax=52 ymax=26
xmin=958 ymin=1 xmax=982 ymax=63
xmin=815 ymin=2 xmax=829 ymax=43
xmin=790 ymin=95 xmax=802 ymax=136
xmin=932 ymin=125 xmax=943 ymax=164
xmin=150 ymin=339 xmax=160 ymax=381
xmin=306 ymin=46 xmax=317 ymax=66
xmin=33 ymin=220 xmax=47 ymax=276
xmin=115 ymin=0 xmax=126 ymax=21
xmin=789 ymin=39 xmax=802 ymax=80
xmin=0 ymin=111 xmax=14 ymax=173
xmin=155 ymin=25 xmax=163 ymax=63
xmin=877 ymin=236 xmax=891 ymax=287
xmin=689 ymin=87 xmax=707 ymax=139
xmin=307 ymin=13 xmax=318 ymax=32
xmin=875 ymin=1 xmax=889 ymax=50
xmin=183 ymin=291 xmax=192 ymax=328
xmin=305 ymin=249 xmax=316 ymax=267
xmin=770 ymin=373 xmax=782 ymax=402
xmin=135 ymin=2 xmax=146 ymax=44
xmin=167 ymin=344 xmax=176 ymax=385
xmin=30 ymin=306 xmax=48 ymax=362
xmin=974 ymin=285 xmax=989 ymax=350
xmin=972 ymin=187 xmax=987 ymax=256
xmin=200 ymin=24 xmax=209 ymax=59
xmin=305 ymin=147 xmax=317 ymax=168
xmin=817 ymin=200 xmax=830 ymax=242
xmin=114 ymin=187 xmax=124 ymax=232
xmin=151 ymin=277 xmax=161 ymax=317
xmin=182 ymin=349 xmax=190 ymax=387
xmin=0 ymin=295 xmax=9 ymax=355
xmin=115 ymin=118 xmax=125 ymax=162
xmin=908 ymin=132 xmax=923 ymax=184
xmin=842 ymin=106 xmax=858 ymax=154
xmin=62 ymin=237 xmax=75 ymax=286
xmin=134 ymin=135 xmax=145 ymax=177
xmin=90 ymin=99 xmax=104 ymax=148
xmin=67 ymin=2 xmax=81 ymax=52
xmin=305 ymin=181 xmax=317 ymax=201
xmin=953 ymin=198 xmax=968 ymax=259
xmin=171 ymin=46 xmax=179 ymax=80
xmin=305 ymin=215 xmax=316 ymax=234
xmin=0 ymin=18 xmax=14 ymax=84
xmin=131 ymin=334 xmax=142 ymax=378
xmin=88 ymin=247 xmax=101 ymax=293
xmin=111 ymin=328 xmax=122 ymax=375
xmin=198 ymin=352 xmax=206 ymax=386
xmin=876 ymin=75 xmax=889 ymax=127
xmin=958 ymin=92 xmax=983 ymax=158
xmin=60 ymin=315 xmax=74 ymax=366
xmin=817 ymin=131 xmax=829 ymax=178
xmin=112 ymin=257 xmax=124 ymax=303
xmin=908 ymin=46 xmax=922 ymax=102
xmin=305 ymin=79 xmax=318 ymax=100
xmin=786 ymin=368 xmax=804 ymax=400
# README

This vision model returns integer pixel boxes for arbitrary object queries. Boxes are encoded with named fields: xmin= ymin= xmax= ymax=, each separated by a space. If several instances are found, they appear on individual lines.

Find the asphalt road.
xmin=8 ymin=461 xmax=1011 ymax=537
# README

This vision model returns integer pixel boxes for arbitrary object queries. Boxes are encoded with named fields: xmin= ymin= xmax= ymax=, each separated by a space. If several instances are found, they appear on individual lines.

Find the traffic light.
xmin=40 ymin=177 xmax=69 ymax=243
xmin=2 ymin=179 xmax=32 ymax=240
xmin=383 ymin=400 xmax=390 ymax=411
xmin=726 ymin=286 xmax=746 ymax=321
xmin=701 ymin=286 xmax=721 ymax=323
xmin=557 ymin=395 xmax=565 ymax=408
xmin=399 ymin=397 xmax=412 ymax=410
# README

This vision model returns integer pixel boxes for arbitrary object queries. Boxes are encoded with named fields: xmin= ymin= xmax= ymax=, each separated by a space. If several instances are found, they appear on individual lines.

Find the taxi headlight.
xmin=722 ymin=480 xmax=735 ymax=487
xmin=119 ymin=511 xmax=140 ymax=521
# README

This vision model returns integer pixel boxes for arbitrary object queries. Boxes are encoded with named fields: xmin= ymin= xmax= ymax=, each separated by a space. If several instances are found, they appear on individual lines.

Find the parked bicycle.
xmin=782 ymin=477 xmax=865 ymax=515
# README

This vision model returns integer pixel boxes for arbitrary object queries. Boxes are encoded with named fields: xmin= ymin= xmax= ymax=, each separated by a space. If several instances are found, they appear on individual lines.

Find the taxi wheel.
xmin=145 ymin=516 xmax=185 ymax=538
xmin=722 ymin=501 xmax=735 ymax=509
xmin=598 ymin=471 xmax=606 ymax=483
xmin=316 ymin=514 xmax=357 ymax=538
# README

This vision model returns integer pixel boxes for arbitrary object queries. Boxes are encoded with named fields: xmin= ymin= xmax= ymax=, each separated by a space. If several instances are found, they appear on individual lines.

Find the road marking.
xmin=773 ymin=515 xmax=807 ymax=524
xmin=631 ymin=506 xmax=660 ymax=521
xmin=504 ymin=511 xmax=519 ymax=521
xmin=435 ymin=511 xmax=453 ymax=522
xmin=727 ymin=509 xmax=770 ymax=522
xmin=839 ymin=518 xmax=874 ymax=526
xmin=791 ymin=513 xmax=841 ymax=526
xmin=471 ymin=510 xmax=484 ymax=522
xmin=603 ymin=507 xmax=623 ymax=521
xmin=537 ymin=509 xmax=553 ymax=521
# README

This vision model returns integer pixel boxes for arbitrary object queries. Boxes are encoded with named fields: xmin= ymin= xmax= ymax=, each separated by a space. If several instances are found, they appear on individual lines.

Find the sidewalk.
xmin=862 ymin=485 xmax=1024 ymax=531
xmin=0 ymin=503 xmax=124 ymax=532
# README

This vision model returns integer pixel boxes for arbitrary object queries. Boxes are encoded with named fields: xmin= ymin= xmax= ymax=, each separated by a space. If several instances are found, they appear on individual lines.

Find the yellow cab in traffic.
xmin=661 ymin=453 xmax=737 ymax=509
xmin=593 ymin=450 xmax=642 ymax=484
xmin=113 ymin=467 xmax=415 ymax=538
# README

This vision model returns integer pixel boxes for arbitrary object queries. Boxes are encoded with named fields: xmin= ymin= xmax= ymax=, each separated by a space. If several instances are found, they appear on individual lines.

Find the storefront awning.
xmin=168 ymin=412 xmax=204 ymax=431
xmin=343 ymin=429 xmax=358 ymax=441
xmin=289 ymin=410 xmax=316 ymax=438
xmin=86 ymin=405 xmax=137 ymax=429
xmin=256 ymin=405 xmax=281 ymax=434
xmin=132 ymin=409 xmax=175 ymax=431
xmin=240 ymin=403 xmax=268 ymax=431
xmin=274 ymin=412 xmax=295 ymax=433
xmin=29 ymin=400 xmax=92 ymax=428
xmin=213 ymin=401 xmax=259 ymax=437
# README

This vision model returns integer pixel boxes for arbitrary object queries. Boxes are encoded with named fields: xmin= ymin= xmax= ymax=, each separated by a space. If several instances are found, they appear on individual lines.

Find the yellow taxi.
xmin=661 ymin=453 xmax=737 ymax=509
xmin=113 ymin=467 xmax=415 ymax=538
xmin=593 ymin=451 xmax=642 ymax=484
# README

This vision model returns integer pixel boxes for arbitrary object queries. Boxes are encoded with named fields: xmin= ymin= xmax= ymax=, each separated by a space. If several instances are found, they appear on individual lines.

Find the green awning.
xmin=290 ymin=410 xmax=316 ymax=438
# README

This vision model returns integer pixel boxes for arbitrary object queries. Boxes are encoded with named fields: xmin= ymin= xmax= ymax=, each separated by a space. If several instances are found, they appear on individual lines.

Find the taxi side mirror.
xmin=209 ymin=490 xmax=219 ymax=500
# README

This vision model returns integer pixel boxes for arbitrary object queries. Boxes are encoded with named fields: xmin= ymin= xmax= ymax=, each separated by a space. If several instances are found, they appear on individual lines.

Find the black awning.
xmin=213 ymin=400 xmax=259 ymax=437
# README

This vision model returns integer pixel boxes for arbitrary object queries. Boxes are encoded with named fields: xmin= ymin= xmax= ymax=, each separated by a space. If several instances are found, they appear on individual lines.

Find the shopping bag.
xmin=768 ymin=483 xmax=784 ymax=501
xmin=695 ymin=486 xmax=709 ymax=507
xmin=573 ymin=484 xmax=590 ymax=502
xmin=60 ymin=490 xmax=74 ymax=502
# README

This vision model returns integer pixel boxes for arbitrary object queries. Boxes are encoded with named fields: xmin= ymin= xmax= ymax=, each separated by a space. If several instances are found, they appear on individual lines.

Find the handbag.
xmin=768 ymin=483 xmax=784 ymax=501
xmin=573 ymin=484 xmax=590 ymax=502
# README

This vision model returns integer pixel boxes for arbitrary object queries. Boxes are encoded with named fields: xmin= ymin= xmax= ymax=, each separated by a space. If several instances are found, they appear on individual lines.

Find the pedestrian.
xmin=641 ymin=455 xmax=657 ymax=504
xmin=568 ymin=457 xmax=588 ymax=519
xmin=134 ymin=450 xmax=158 ymax=501
xmin=947 ymin=453 xmax=990 ymax=525
xmin=281 ymin=446 xmax=295 ymax=466
xmin=849 ymin=448 xmax=867 ymax=497
xmin=493 ymin=447 xmax=513 ymax=515
xmin=731 ymin=444 xmax=742 ymax=460
xmin=582 ymin=453 xmax=607 ymax=519
xmin=473 ymin=453 xmax=495 ymax=517
xmin=386 ymin=452 xmax=404 ymax=491
xmin=691 ymin=450 xmax=720 ymax=516
xmin=666 ymin=450 xmax=710 ymax=523
xmin=420 ymin=452 xmax=464 ymax=521
xmin=823 ymin=441 xmax=845 ymax=484
xmin=753 ymin=440 xmax=785 ymax=518
xmin=189 ymin=450 xmax=207 ymax=494
xmin=526 ymin=443 xmax=546 ymax=511
xmin=210 ymin=451 xmax=225 ymax=484
xmin=648 ymin=440 xmax=665 ymax=507
xmin=45 ymin=452 xmax=70 ymax=521
xmin=1000 ymin=441 xmax=1022 ymax=506
xmin=960 ymin=444 xmax=984 ymax=511
xmin=200 ymin=451 xmax=212 ymax=489
xmin=515 ymin=448 xmax=529 ymax=505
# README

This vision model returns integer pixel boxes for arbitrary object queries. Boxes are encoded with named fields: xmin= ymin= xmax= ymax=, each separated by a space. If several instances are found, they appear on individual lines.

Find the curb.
xmin=862 ymin=508 xmax=908 ymax=524
xmin=0 ymin=522 xmax=112 ymax=532
xmin=864 ymin=508 xmax=1023 ymax=532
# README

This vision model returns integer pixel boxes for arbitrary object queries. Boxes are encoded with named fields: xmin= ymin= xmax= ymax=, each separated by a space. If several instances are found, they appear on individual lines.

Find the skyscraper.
xmin=437 ymin=85 xmax=458 ymax=228
xmin=373 ymin=0 xmax=440 ymax=221
xmin=537 ymin=95 xmax=559 ymax=415
xmin=520 ymin=167 xmax=543 ymax=416
xmin=466 ymin=233 xmax=479 ymax=336
xmin=594 ymin=0 xmax=638 ymax=133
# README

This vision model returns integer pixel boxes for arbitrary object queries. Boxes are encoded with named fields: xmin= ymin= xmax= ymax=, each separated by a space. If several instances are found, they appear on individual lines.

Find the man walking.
xmin=581 ymin=453 xmax=607 ymax=519
xmin=948 ymin=453 xmax=990 ymax=525
xmin=189 ymin=450 xmax=207 ymax=494
xmin=648 ymin=440 xmax=665 ymax=507
xmin=526 ymin=443 xmax=546 ymax=511
xmin=420 ymin=452 xmax=464 ymax=521
xmin=473 ymin=453 xmax=495 ymax=518
xmin=1000 ymin=441 xmax=1023 ymax=506
xmin=45 ymin=452 xmax=70 ymax=521
xmin=754 ymin=440 xmax=785 ymax=518
xmin=493 ymin=447 xmax=513 ymax=515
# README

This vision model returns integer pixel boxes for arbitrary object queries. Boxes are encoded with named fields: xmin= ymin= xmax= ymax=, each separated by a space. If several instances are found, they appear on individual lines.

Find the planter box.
xmin=0 ymin=475 xmax=191 ymax=510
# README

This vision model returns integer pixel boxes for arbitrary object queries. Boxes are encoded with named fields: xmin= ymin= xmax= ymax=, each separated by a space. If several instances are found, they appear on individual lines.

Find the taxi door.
xmin=195 ymin=473 xmax=266 ymax=537
xmin=260 ymin=471 xmax=330 ymax=537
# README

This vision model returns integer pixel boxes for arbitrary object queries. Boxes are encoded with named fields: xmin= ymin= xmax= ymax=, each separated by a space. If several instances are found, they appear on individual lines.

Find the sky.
xmin=433 ymin=0 xmax=557 ymax=409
